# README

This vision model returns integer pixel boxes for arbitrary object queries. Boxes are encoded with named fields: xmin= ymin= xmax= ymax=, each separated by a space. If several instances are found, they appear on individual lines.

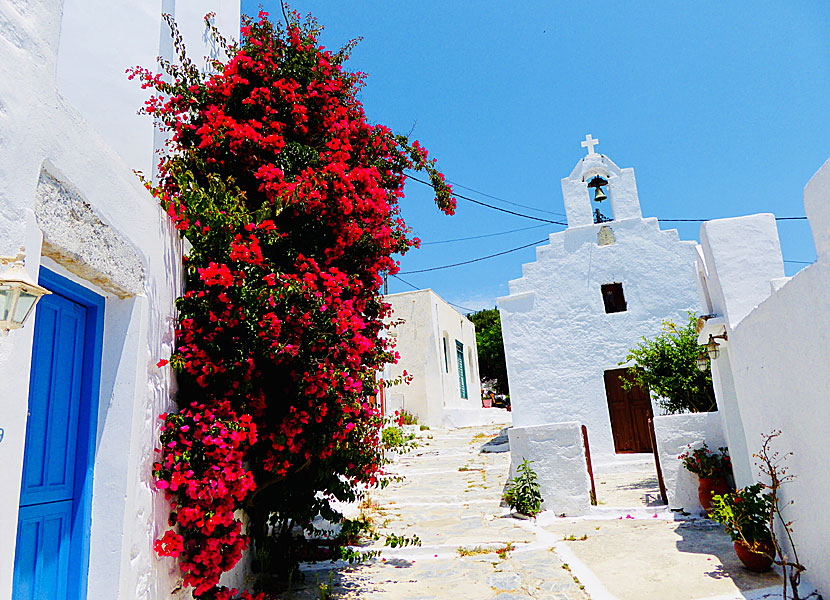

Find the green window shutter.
xmin=443 ymin=337 xmax=449 ymax=373
xmin=456 ymin=340 xmax=468 ymax=399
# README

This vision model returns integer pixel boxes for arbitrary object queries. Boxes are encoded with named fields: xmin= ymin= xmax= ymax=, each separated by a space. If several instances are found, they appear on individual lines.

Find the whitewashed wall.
xmin=499 ymin=154 xmax=701 ymax=464
xmin=385 ymin=289 xmax=483 ymax=427
xmin=695 ymin=159 xmax=830 ymax=596
xmin=507 ymin=421 xmax=591 ymax=516
xmin=0 ymin=1 xmax=240 ymax=599
xmin=652 ymin=412 xmax=726 ymax=513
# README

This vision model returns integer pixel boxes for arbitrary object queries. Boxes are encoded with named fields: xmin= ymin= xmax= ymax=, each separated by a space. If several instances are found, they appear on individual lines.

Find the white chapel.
xmin=498 ymin=136 xmax=702 ymax=466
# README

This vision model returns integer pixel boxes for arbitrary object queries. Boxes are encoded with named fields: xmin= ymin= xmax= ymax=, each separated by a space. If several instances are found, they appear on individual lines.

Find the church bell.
xmin=587 ymin=176 xmax=608 ymax=202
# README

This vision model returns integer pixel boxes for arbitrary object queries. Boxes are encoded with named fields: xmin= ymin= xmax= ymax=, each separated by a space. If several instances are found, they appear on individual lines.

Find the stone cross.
xmin=581 ymin=134 xmax=599 ymax=156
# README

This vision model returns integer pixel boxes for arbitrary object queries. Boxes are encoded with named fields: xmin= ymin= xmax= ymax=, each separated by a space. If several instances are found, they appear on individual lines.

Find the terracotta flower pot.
xmin=698 ymin=476 xmax=731 ymax=512
xmin=734 ymin=539 xmax=775 ymax=572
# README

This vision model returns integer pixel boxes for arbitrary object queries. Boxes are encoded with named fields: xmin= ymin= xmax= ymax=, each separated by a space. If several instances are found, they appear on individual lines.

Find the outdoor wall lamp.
xmin=0 ymin=248 xmax=51 ymax=335
xmin=696 ymin=333 xmax=728 ymax=371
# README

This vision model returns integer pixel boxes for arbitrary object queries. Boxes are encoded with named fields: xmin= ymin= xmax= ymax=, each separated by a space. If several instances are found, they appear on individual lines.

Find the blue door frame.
xmin=13 ymin=269 xmax=104 ymax=600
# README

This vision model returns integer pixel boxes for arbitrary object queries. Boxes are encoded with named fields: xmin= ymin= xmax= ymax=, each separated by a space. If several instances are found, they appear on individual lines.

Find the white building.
xmin=384 ymin=289 xmax=502 ymax=428
xmin=694 ymin=158 xmax=830 ymax=596
xmin=0 ymin=2 xmax=242 ymax=599
xmin=498 ymin=138 xmax=701 ymax=465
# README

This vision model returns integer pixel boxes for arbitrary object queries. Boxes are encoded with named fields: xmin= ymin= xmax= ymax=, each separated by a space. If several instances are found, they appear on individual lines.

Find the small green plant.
xmin=419 ymin=424 xmax=430 ymax=431
xmin=381 ymin=426 xmax=416 ymax=453
xmin=456 ymin=545 xmax=491 ymax=557
xmin=496 ymin=542 xmax=514 ymax=559
xmin=504 ymin=458 xmax=543 ymax=517
xmin=563 ymin=534 xmax=588 ymax=541
xmin=337 ymin=515 xmax=378 ymax=545
xmin=679 ymin=443 xmax=731 ymax=478
xmin=398 ymin=410 xmax=418 ymax=425
xmin=709 ymin=483 xmax=773 ymax=546
xmin=384 ymin=533 xmax=421 ymax=548
xmin=316 ymin=572 xmax=334 ymax=600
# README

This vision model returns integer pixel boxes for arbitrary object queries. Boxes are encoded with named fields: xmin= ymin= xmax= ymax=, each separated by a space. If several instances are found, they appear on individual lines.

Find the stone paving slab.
xmin=279 ymin=425 xmax=782 ymax=600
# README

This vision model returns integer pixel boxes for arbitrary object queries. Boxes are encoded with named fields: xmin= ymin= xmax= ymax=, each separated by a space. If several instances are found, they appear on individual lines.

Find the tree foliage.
xmin=467 ymin=308 xmax=509 ymax=394
xmin=130 ymin=9 xmax=452 ymax=597
xmin=621 ymin=312 xmax=716 ymax=414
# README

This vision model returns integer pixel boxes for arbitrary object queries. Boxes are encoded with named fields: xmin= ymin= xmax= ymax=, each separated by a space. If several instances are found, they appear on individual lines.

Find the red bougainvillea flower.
xmin=132 ymin=8 xmax=451 ymax=598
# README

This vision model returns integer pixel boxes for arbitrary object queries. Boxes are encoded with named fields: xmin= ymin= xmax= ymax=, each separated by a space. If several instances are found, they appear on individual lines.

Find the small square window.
xmin=601 ymin=283 xmax=627 ymax=313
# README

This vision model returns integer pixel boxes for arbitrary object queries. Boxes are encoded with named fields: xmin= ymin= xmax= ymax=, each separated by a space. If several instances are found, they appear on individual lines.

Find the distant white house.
xmin=498 ymin=138 xmax=701 ymax=466
xmin=383 ymin=289 xmax=508 ymax=428
xmin=0 ymin=2 xmax=242 ymax=599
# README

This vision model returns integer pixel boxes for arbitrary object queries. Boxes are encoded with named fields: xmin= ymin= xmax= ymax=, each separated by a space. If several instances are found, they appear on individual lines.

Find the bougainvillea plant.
xmin=130 ymin=9 xmax=452 ymax=598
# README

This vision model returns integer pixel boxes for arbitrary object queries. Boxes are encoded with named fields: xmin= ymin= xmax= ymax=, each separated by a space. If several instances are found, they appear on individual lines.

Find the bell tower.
xmin=561 ymin=134 xmax=643 ymax=228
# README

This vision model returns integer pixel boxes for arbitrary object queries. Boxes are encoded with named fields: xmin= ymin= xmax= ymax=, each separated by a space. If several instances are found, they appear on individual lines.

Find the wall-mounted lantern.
xmin=0 ymin=248 xmax=51 ymax=335
xmin=696 ymin=332 xmax=728 ymax=372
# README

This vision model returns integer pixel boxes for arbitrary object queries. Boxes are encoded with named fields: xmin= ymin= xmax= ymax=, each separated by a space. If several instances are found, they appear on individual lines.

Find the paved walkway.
xmin=284 ymin=425 xmax=783 ymax=600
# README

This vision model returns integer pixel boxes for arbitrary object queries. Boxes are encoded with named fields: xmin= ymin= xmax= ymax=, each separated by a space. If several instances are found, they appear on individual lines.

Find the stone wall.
xmin=508 ymin=422 xmax=591 ymax=516
xmin=652 ymin=412 xmax=726 ymax=513
xmin=0 ymin=2 xmax=241 ymax=599
xmin=694 ymin=158 xmax=830 ymax=596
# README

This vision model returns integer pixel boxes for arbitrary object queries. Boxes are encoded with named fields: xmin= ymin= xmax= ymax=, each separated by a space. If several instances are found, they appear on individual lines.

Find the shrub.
xmin=131 ymin=8 xmax=453 ymax=596
xmin=621 ymin=313 xmax=717 ymax=414
xmin=504 ymin=458 xmax=543 ymax=517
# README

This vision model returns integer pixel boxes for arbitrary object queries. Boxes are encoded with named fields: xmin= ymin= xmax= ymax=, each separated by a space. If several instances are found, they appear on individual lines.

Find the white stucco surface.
xmin=499 ymin=153 xmax=701 ymax=463
xmin=0 ymin=1 xmax=241 ymax=599
xmin=652 ymin=412 xmax=726 ymax=513
xmin=507 ymin=421 xmax=591 ymax=516
xmin=384 ymin=289 xmax=483 ymax=428
xmin=694 ymin=158 xmax=830 ymax=596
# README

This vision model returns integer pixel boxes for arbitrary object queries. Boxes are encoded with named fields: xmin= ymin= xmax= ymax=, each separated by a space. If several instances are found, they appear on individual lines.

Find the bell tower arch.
xmin=560 ymin=135 xmax=643 ymax=228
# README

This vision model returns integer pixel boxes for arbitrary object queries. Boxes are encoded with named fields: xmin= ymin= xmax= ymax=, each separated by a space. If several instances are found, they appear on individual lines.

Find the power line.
xmin=389 ymin=274 xmax=478 ymax=312
xmin=408 ymin=173 xmax=808 ymax=227
xmin=390 ymin=273 xmax=420 ymax=291
xmin=405 ymin=174 xmax=567 ymax=226
xmin=421 ymin=223 xmax=548 ymax=245
xmin=446 ymin=179 xmax=567 ymax=217
xmin=399 ymin=238 xmax=548 ymax=274
xmin=659 ymin=217 xmax=808 ymax=222
xmin=403 ymin=234 xmax=813 ymax=274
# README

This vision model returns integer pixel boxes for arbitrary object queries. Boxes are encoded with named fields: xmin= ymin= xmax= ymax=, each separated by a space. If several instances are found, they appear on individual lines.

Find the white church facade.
xmin=0 ymin=2 xmax=242 ymax=599
xmin=498 ymin=137 xmax=702 ymax=465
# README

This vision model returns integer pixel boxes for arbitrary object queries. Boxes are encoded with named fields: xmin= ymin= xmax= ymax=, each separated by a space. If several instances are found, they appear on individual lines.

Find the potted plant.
xmin=679 ymin=443 xmax=732 ymax=512
xmin=709 ymin=483 xmax=775 ymax=572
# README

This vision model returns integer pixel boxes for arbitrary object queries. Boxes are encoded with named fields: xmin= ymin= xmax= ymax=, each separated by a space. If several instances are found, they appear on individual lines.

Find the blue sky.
xmin=242 ymin=1 xmax=828 ymax=312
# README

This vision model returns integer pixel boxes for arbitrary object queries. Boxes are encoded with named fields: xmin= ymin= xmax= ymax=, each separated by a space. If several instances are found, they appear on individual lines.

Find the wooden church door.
xmin=13 ymin=270 xmax=103 ymax=600
xmin=603 ymin=368 xmax=653 ymax=453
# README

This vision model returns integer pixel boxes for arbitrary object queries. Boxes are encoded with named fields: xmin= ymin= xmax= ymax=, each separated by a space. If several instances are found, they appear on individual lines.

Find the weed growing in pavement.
xmin=504 ymin=458 xmax=543 ymax=517
xmin=563 ymin=534 xmax=588 ymax=541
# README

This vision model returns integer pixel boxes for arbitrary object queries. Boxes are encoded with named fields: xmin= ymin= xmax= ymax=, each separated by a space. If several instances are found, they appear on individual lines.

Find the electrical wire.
xmin=421 ymin=223 xmax=548 ymax=245
xmin=659 ymin=217 xmax=808 ymax=222
xmin=408 ymin=173 xmax=808 ymax=226
xmin=446 ymin=179 xmax=567 ymax=217
xmin=389 ymin=274 xmax=478 ymax=312
xmin=404 ymin=174 xmax=812 ymax=272
xmin=399 ymin=238 xmax=548 ymax=274
xmin=405 ymin=174 xmax=567 ymax=226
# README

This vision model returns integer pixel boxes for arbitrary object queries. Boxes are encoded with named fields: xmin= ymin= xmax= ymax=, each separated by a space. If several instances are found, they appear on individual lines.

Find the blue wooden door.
xmin=13 ymin=273 xmax=100 ymax=600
